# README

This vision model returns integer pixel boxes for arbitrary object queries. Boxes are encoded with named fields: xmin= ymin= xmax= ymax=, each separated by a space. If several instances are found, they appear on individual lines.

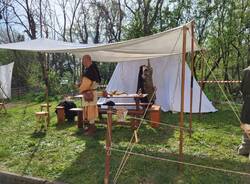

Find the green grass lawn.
xmin=0 ymin=100 xmax=250 ymax=184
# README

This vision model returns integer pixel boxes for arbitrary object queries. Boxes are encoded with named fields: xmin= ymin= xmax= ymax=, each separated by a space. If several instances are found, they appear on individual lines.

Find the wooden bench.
xmin=70 ymin=108 xmax=84 ymax=128
xmin=149 ymin=105 xmax=161 ymax=128
xmin=35 ymin=111 xmax=48 ymax=131
xmin=56 ymin=106 xmax=65 ymax=124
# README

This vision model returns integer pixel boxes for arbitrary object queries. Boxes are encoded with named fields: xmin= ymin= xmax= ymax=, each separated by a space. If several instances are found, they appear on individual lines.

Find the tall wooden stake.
xmin=179 ymin=26 xmax=187 ymax=170
xmin=104 ymin=106 xmax=112 ymax=184
xmin=198 ymin=49 xmax=205 ymax=115
xmin=45 ymin=53 xmax=50 ymax=125
xmin=189 ymin=21 xmax=195 ymax=137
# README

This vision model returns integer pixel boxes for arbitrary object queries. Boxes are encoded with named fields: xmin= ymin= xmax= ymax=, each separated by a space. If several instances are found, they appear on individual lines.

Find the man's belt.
xmin=82 ymin=89 xmax=97 ymax=93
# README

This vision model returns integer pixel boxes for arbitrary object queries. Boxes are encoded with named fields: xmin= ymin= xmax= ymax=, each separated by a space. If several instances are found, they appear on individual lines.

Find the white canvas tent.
xmin=98 ymin=55 xmax=216 ymax=113
xmin=0 ymin=62 xmax=14 ymax=99
xmin=0 ymin=21 xmax=216 ymax=181
xmin=0 ymin=21 xmax=215 ymax=112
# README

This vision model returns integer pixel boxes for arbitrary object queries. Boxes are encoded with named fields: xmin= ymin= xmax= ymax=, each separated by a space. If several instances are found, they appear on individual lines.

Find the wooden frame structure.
xmin=0 ymin=20 xmax=203 ymax=183
xmin=103 ymin=20 xmax=198 ymax=183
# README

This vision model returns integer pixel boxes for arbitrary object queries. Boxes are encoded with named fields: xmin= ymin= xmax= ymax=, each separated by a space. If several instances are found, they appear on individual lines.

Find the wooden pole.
xmin=45 ymin=53 xmax=50 ymax=125
xmin=104 ymin=106 xmax=112 ymax=184
xmin=198 ymin=50 xmax=205 ymax=115
xmin=189 ymin=21 xmax=195 ymax=137
xmin=179 ymin=26 xmax=187 ymax=170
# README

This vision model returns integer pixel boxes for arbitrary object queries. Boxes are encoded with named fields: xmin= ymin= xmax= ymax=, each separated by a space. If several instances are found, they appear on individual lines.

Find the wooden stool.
xmin=70 ymin=108 xmax=83 ymax=128
xmin=56 ymin=106 xmax=65 ymax=124
xmin=35 ymin=112 xmax=48 ymax=131
xmin=40 ymin=103 xmax=51 ymax=111
xmin=0 ymin=102 xmax=7 ymax=113
xmin=149 ymin=105 xmax=161 ymax=128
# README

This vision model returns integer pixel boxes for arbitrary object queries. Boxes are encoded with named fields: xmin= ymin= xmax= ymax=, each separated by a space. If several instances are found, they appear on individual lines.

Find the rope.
xmin=131 ymin=116 xmax=191 ymax=131
xmin=131 ymin=116 xmax=241 ymax=153
xmin=204 ymin=57 xmax=241 ymax=123
xmin=219 ymin=70 xmax=241 ymax=115
xmin=203 ymin=67 xmax=241 ymax=115
xmin=192 ymin=37 xmax=249 ymax=139
xmin=186 ymin=29 xmax=241 ymax=117
xmin=113 ymin=89 xmax=156 ymax=183
xmin=110 ymin=147 xmax=250 ymax=177
xmin=130 ymin=116 xmax=236 ymax=135
xmin=188 ymin=30 xmax=242 ymax=124
xmin=224 ymin=85 xmax=241 ymax=115
xmin=112 ymin=27 xmax=247 ymax=183
xmin=113 ymin=28 xmax=183 ymax=184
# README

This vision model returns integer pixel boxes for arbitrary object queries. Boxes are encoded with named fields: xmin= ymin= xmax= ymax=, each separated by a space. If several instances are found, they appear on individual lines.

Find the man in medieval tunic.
xmin=238 ymin=66 xmax=250 ymax=156
xmin=79 ymin=55 xmax=101 ymax=136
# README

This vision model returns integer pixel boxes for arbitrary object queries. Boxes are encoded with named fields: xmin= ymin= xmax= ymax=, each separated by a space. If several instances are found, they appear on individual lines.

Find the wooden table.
xmin=100 ymin=94 xmax=148 ymax=128
xmin=69 ymin=108 xmax=83 ymax=128
xmin=106 ymin=94 xmax=148 ymax=109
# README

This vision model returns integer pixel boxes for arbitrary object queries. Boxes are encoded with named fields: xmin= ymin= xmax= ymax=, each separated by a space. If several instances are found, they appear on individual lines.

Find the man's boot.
xmin=238 ymin=145 xmax=249 ymax=157
xmin=238 ymin=133 xmax=250 ymax=157
xmin=84 ymin=124 xmax=96 ymax=136
xmin=83 ymin=120 xmax=90 ymax=132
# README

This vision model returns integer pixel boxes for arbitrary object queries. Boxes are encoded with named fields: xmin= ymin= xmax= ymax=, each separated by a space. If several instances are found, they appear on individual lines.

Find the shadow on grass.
xmin=31 ymin=131 xmax=47 ymax=139
xmin=54 ymin=118 xmax=177 ymax=184
xmin=55 ymin=122 xmax=77 ymax=130
xmin=54 ymin=110 xmax=250 ymax=184
xmin=55 ymin=136 xmax=106 ymax=184
xmin=108 ymin=147 xmax=250 ymax=184
xmin=21 ymin=131 xmax=47 ymax=175
xmin=55 ymin=136 xmax=250 ymax=184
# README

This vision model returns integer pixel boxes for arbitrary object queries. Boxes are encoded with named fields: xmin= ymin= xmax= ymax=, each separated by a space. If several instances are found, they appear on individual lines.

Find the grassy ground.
xmin=0 ymin=100 xmax=250 ymax=184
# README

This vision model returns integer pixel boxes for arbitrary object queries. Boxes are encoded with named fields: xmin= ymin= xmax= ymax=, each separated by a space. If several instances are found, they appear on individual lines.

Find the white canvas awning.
xmin=0 ymin=21 xmax=199 ymax=62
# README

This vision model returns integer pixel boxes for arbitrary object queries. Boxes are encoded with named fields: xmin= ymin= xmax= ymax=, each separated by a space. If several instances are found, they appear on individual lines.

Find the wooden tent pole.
xmin=198 ymin=49 xmax=205 ymax=115
xmin=45 ymin=53 xmax=50 ymax=125
xmin=179 ymin=25 xmax=187 ymax=170
xmin=189 ymin=20 xmax=195 ymax=137
xmin=104 ymin=106 xmax=113 ymax=184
